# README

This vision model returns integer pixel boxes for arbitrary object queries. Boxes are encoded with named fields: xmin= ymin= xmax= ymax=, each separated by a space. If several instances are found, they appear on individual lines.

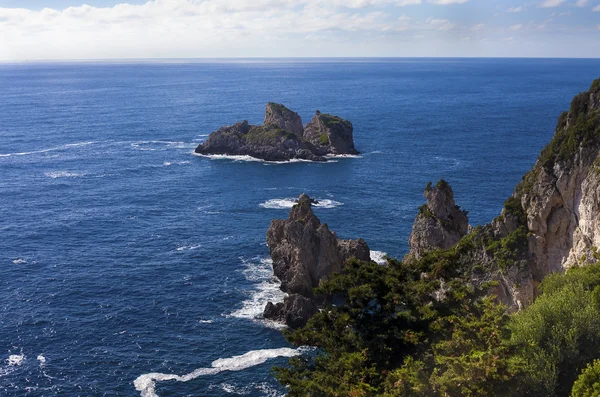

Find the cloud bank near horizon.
xmin=0 ymin=0 xmax=599 ymax=60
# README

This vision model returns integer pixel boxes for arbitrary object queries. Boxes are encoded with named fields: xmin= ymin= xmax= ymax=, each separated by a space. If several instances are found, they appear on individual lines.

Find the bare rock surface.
xmin=263 ymin=193 xmax=370 ymax=328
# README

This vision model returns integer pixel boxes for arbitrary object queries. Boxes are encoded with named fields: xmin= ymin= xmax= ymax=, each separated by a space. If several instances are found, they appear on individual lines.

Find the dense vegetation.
xmin=275 ymin=258 xmax=600 ymax=396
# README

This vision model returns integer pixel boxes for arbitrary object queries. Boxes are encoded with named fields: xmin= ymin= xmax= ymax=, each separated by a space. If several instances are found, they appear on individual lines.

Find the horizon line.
xmin=1 ymin=56 xmax=600 ymax=64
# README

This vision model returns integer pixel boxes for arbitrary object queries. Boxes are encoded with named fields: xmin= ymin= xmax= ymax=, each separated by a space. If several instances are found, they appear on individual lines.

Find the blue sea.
xmin=1 ymin=58 xmax=599 ymax=396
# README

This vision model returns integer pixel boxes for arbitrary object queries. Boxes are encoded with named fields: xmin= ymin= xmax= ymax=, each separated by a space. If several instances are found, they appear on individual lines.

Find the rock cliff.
xmin=263 ymin=193 xmax=370 ymax=328
xmin=195 ymin=104 xmax=359 ymax=162
xmin=404 ymin=78 xmax=600 ymax=312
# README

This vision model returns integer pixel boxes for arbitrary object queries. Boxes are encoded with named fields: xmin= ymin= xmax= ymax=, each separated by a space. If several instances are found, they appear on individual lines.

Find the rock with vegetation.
xmin=407 ymin=180 xmax=469 ymax=260
xmin=303 ymin=110 xmax=359 ymax=155
xmin=263 ymin=193 xmax=370 ymax=328
xmin=195 ymin=103 xmax=360 ymax=161
xmin=263 ymin=102 xmax=304 ymax=137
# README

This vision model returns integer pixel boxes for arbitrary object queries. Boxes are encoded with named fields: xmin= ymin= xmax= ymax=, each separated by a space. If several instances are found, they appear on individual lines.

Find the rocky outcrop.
xmin=404 ymin=79 xmax=600 ymax=312
xmin=520 ymin=79 xmax=600 ymax=279
xmin=303 ymin=111 xmax=359 ymax=155
xmin=263 ymin=193 xmax=371 ymax=328
xmin=195 ymin=104 xmax=359 ymax=162
xmin=264 ymin=102 xmax=304 ymax=137
xmin=407 ymin=180 xmax=469 ymax=259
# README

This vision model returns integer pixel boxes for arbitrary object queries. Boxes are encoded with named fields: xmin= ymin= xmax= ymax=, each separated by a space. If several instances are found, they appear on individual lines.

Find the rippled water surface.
xmin=1 ymin=58 xmax=599 ymax=396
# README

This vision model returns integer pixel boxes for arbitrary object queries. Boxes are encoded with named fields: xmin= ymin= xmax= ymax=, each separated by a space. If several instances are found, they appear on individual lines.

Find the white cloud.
xmin=510 ymin=24 xmax=523 ymax=30
xmin=575 ymin=0 xmax=589 ymax=6
xmin=471 ymin=23 xmax=485 ymax=31
xmin=428 ymin=18 xmax=455 ymax=30
xmin=0 ymin=0 xmax=418 ymax=60
xmin=427 ymin=0 xmax=469 ymax=4
xmin=593 ymin=5 xmax=600 ymax=11
xmin=508 ymin=6 xmax=523 ymax=12
xmin=539 ymin=0 xmax=566 ymax=7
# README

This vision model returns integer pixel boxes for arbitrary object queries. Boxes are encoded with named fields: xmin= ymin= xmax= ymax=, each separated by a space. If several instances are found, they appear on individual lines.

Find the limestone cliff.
xmin=263 ymin=193 xmax=370 ymax=328
xmin=406 ymin=79 xmax=600 ymax=312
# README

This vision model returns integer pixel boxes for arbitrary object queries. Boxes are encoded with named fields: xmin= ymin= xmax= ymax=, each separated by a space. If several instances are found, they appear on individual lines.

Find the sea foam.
xmin=370 ymin=251 xmax=388 ymax=265
xmin=0 ymin=141 xmax=97 ymax=158
xmin=193 ymin=153 xmax=329 ymax=164
xmin=259 ymin=198 xmax=343 ymax=209
xmin=134 ymin=348 xmax=300 ymax=397
xmin=230 ymin=258 xmax=286 ymax=328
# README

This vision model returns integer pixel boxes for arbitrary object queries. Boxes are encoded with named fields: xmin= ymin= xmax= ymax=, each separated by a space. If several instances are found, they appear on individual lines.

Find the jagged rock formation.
xmin=263 ymin=102 xmax=304 ymax=137
xmin=405 ymin=79 xmax=600 ymax=312
xmin=519 ymin=79 xmax=600 ymax=279
xmin=195 ymin=104 xmax=359 ymax=162
xmin=263 ymin=193 xmax=370 ymax=328
xmin=303 ymin=111 xmax=359 ymax=155
xmin=407 ymin=180 xmax=469 ymax=259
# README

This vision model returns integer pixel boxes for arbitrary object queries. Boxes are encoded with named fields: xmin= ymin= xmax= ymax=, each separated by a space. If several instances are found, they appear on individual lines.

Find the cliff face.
xmin=407 ymin=180 xmax=469 ymax=260
xmin=264 ymin=193 xmax=370 ymax=328
xmin=520 ymin=79 xmax=600 ymax=280
xmin=195 ymin=104 xmax=359 ymax=161
xmin=404 ymin=79 xmax=600 ymax=312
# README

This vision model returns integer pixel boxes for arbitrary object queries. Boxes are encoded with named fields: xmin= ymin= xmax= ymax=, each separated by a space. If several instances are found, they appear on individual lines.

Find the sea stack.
xmin=263 ymin=193 xmax=370 ymax=328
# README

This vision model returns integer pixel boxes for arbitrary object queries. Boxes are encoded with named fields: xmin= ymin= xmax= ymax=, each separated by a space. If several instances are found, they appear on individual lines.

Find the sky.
xmin=0 ymin=0 xmax=598 ymax=60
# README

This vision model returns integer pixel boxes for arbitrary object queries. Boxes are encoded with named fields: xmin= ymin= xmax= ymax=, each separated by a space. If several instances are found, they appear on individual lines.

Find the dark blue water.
xmin=1 ymin=58 xmax=599 ymax=396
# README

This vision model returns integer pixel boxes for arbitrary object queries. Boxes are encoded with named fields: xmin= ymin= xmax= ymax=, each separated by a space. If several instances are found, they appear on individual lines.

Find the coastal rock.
xmin=264 ymin=102 xmax=304 ymax=137
xmin=407 ymin=180 xmax=469 ymax=259
xmin=404 ymin=79 xmax=600 ymax=312
xmin=195 ymin=104 xmax=359 ymax=162
xmin=303 ymin=111 xmax=359 ymax=155
xmin=195 ymin=120 xmax=326 ymax=162
xmin=522 ymin=79 xmax=600 ymax=279
xmin=263 ymin=193 xmax=370 ymax=327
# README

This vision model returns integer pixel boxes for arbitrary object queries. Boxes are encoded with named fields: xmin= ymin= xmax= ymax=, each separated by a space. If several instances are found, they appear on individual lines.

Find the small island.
xmin=194 ymin=103 xmax=359 ymax=162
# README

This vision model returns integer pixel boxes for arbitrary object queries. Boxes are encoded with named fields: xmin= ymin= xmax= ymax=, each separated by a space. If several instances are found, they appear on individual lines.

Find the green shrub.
xmin=571 ymin=360 xmax=600 ymax=397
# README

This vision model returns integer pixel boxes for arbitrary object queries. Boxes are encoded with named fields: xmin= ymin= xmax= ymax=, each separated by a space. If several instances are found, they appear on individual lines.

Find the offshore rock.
xmin=263 ymin=102 xmax=304 ymax=137
xmin=407 ymin=180 xmax=469 ymax=260
xmin=195 ymin=104 xmax=359 ymax=161
xmin=263 ymin=193 xmax=370 ymax=328
xmin=303 ymin=110 xmax=359 ymax=155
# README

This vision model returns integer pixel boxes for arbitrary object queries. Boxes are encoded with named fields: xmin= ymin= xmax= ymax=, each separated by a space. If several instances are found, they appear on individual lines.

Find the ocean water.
xmin=1 ymin=58 xmax=599 ymax=396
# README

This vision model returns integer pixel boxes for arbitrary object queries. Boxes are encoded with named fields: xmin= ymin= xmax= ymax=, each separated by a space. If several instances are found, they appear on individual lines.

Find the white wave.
xmin=368 ymin=150 xmax=384 ymax=155
xmin=433 ymin=156 xmax=463 ymax=170
xmin=230 ymin=258 xmax=286 ymax=328
xmin=324 ymin=154 xmax=363 ymax=159
xmin=209 ymin=381 xmax=283 ymax=396
xmin=134 ymin=348 xmax=300 ymax=397
xmin=45 ymin=171 xmax=87 ymax=179
xmin=259 ymin=198 xmax=343 ymax=210
xmin=7 ymin=354 xmax=24 ymax=366
xmin=12 ymin=258 xmax=27 ymax=264
xmin=162 ymin=160 xmax=191 ymax=167
xmin=37 ymin=355 xmax=46 ymax=367
xmin=193 ymin=153 xmax=323 ymax=164
xmin=199 ymin=319 xmax=213 ymax=324
xmin=0 ymin=141 xmax=97 ymax=157
xmin=370 ymin=251 xmax=388 ymax=265
xmin=131 ymin=141 xmax=195 ymax=151
xmin=175 ymin=244 xmax=201 ymax=251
